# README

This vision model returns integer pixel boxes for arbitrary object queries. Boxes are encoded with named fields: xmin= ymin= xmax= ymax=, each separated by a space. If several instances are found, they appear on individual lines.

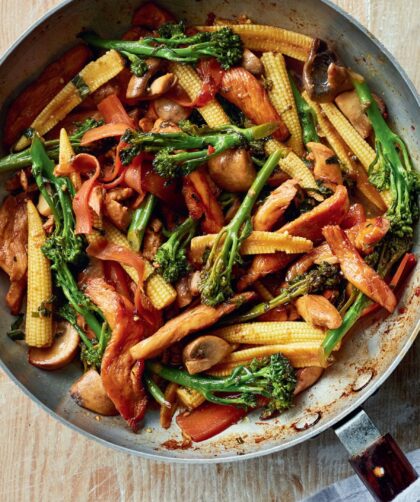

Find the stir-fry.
xmin=1 ymin=2 xmax=418 ymax=443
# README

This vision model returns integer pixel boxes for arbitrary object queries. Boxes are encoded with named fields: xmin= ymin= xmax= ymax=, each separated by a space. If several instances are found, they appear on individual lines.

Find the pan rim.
xmin=0 ymin=0 xmax=418 ymax=463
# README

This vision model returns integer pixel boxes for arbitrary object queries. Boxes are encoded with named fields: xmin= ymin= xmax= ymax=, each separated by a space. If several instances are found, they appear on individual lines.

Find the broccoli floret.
xmin=120 ymin=51 xmax=149 ymax=77
xmin=200 ymin=151 xmax=282 ymax=306
xmin=154 ymin=217 xmax=197 ymax=283
xmin=225 ymin=262 xmax=341 ymax=325
xmin=353 ymin=77 xmax=420 ymax=237
xmin=120 ymin=122 xmax=279 ymax=178
xmin=147 ymin=353 xmax=297 ymax=416
xmin=80 ymin=24 xmax=243 ymax=70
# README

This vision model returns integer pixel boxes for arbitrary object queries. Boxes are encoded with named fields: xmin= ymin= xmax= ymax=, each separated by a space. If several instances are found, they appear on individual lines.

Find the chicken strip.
xmin=130 ymin=292 xmax=255 ymax=360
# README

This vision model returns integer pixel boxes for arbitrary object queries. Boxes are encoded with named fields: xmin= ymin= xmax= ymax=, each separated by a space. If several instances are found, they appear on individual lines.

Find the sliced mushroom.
xmin=182 ymin=335 xmax=233 ymax=374
xmin=294 ymin=367 xmax=324 ymax=395
xmin=295 ymin=294 xmax=342 ymax=329
xmin=37 ymin=193 xmax=52 ymax=217
xmin=154 ymin=97 xmax=190 ymax=123
xmin=303 ymin=39 xmax=352 ymax=102
xmin=335 ymin=90 xmax=372 ymax=138
xmin=307 ymin=142 xmax=343 ymax=186
xmin=126 ymin=57 xmax=161 ymax=100
xmin=208 ymin=148 xmax=256 ymax=192
xmin=28 ymin=323 xmax=79 ymax=370
xmin=242 ymin=49 xmax=263 ymax=75
xmin=148 ymin=73 xmax=177 ymax=98
xmin=70 ymin=369 xmax=118 ymax=416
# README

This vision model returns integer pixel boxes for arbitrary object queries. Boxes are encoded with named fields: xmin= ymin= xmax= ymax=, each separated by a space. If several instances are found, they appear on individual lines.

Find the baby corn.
xmin=176 ymin=387 xmax=206 ymax=409
xmin=211 ymin=322 xmax=324 ymax=345
xmin=261 ymin=52 xmax=303 ymax=155
xmin=25 ymin=200 xmax=53 ymax=347
xmin=58 ymin=128 xmax=81 ymax=190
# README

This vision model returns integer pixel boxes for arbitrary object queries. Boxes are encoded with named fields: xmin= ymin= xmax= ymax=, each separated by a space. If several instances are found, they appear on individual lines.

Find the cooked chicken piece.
xmin=0 ymin=195 xmax=28 ymax=313
xmin=335 ymin=90 xmax=372 ymax=138
xmin=238 ymin=185 xmax=349 ymax=289
xmin=208 ymin=148 xmax=256 ymax=192
xmin=353 ymin=216 xmax=390 ymax=254
xmin=253 ymin=179 xmax=299 ymax=231
xmin=130 ymin=292 xmax=255 ymax=359
xmin=104 ymin=187 xmax=133 ymax=230
xmin=142 ymin=217 xmax=163 ymax=261
xmin=220 ymin=67 xmax=289 ymax=141
xmin=295 ymin=294 xmax=342 ymax=329
xmin=323 ymin=225 xmax=396 ymax=312
xmin=285 ymin=242 xmax=337 ymax=281
xmin=307 ymin=142 xmax=343 ymax=186
xmin=85 ymin=277 xmax=150 ymax=431
xmin=341 ymin=203 xmax=366 ymax=229
xmin=294 ymin=367 xmax=324 ymax=395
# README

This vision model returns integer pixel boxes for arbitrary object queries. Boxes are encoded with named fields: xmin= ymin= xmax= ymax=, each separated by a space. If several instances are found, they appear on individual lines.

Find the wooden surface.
xmin=0 ymin=1 xmax=419 ymax=501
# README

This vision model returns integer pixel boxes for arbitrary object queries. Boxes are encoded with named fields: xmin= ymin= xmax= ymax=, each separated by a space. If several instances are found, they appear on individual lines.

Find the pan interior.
xmin=0 ymin=0 xmax=418 ymax=462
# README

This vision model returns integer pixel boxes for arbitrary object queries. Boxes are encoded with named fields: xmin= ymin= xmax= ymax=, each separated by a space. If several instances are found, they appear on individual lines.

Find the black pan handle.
xmin=334 ymin=409 xmax=418 ymax=501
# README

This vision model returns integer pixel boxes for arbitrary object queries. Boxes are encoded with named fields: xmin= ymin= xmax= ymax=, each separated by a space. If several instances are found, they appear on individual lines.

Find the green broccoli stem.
xmin=127 ymin=194 xmax=156 ymax=251
xmin=144 ymin=373 xmax=171 ymax=407
xmin=200 ymin=150 xmax=282 ymax=305
xmin=146 ymin=361 xmax=265 ymax=407
xmin=288 ymin=72 xmax=319 ymax=145
xmin=320 ymin=291 xmax=368 ymax=362
xmin=353 ymin=78 xmax=418 ymax=237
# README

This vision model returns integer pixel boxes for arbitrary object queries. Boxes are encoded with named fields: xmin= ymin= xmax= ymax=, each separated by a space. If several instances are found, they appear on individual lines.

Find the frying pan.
xmin=0 ymin=1 xmax=418 ymax=499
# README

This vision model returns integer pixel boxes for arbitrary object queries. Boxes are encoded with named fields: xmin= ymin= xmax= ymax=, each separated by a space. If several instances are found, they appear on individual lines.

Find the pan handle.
xmin=334 ymin=409 xmax=418 ymax=501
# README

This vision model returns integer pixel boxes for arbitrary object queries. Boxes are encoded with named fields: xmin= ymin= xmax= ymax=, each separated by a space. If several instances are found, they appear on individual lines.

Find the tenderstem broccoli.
xmin=127 ymin=193 xmax=156 ymax=251
xmin=289 ymin=72 xmax=319 ymax=145
xmin=120 ymin=122 xmax=279 ymax=178
xmin=81 ymin=23 xmax=243 ymax=70
xmin=30 ymin=135 xmax=110 ymax=369
xmin=154 ymin=216 xmax=197 ymax=283
xmin=147 ymin=353 xmax=297 ymax=416
xmin=224 ymin=263 xmax=341 ymax=325
xmin=353 ymin=77 xmax=420 ymax=237
xmin=199 ymin=150 xmax=282 ymax=306
xmin=0 ymin=118 xmax=102 ymax=173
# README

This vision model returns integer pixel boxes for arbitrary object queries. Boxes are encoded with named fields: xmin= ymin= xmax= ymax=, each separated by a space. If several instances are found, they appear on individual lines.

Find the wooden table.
xmin=0 ymin=2 xmax=418 ymax=501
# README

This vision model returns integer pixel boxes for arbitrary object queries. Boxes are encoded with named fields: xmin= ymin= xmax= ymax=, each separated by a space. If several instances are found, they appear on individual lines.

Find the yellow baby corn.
xmin=265 ymin=139 xmax=322 ymax=201
xmin=59 ymin=128 xmax=81 ymax=190
xmin=320 ymin=102 xmax=376 ymax=170
xmin=210 ymin=342 xmax=324 ymax=372
xmin=89 ymin=222 xmax=176 ymax=310
xmin=168 ymin=63 xmax=230 ymax=128
xmin=190 ymin=231 xmax=312 ymax=261
xmin=261 ymin=52 xmax=303 ymax=155
xmin=211 ymin=322 xmax=325 ymax=345
xmin=25 ymin=200 xmax=53 ymax=348
xmin=15 ymin=50 xmax=124 ymax=150
xmin=196 ymin=24 xmax=313 ymax=61
xmin=176 ymin=387 xmax=206 ymax=409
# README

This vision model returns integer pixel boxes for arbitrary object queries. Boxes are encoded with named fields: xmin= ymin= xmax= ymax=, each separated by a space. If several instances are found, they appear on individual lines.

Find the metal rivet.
xmin=352 ymin=369 xmax=374 ymax=392
xmin=293 ymin=412 xmax=321 ymax=431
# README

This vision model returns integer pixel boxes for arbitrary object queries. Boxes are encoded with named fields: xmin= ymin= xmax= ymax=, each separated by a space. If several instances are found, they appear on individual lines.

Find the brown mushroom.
xmin=208 ymin=148 xmax=256 ymax=192
xmin=126 ymin=57 xmax=161 ymax=100
xmin=70 ymin=369 xmax=118 ymax=416
xmin=303 ymin=39 xmax=352 ymax=102
xmin=154 ymin=97 xmax=190 ymax=123
xmin=242 ymin=48 xmax=263 ymax=75
xmin=295 ymin=294 xmax=342 ymax=329
xmin=294 ymin=367 xmax=324 ymax=395
xmin=335 ymin=90 xmax=372 ymax=138
xmin=28 ymin=323 xmax=79 ymax=370
xmin=182 ymin=335 xmax=233 ymax=374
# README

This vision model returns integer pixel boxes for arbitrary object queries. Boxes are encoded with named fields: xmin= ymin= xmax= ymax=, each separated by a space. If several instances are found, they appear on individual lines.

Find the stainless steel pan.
xmin=0 ymin=0 xmax=418 ymax=497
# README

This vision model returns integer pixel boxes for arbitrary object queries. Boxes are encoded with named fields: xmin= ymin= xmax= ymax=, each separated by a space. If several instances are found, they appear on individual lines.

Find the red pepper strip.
xmin=361 ymin=253 xmax=417 ymax=317
xmin=176 ymin=402 xmax=247 ymax=442
xmin=72 ymin=154 xmax=101 ymax=234
xmin=194 ymin=58 xmax=225 ymax=107
xmin=97 ymin=94 xmax=135 ymax=127
xmin=131 ymin=2 xmax=175 ymax=29
xmin=86 ymin=239 xmax=161 ymax=329
xmin=124 ymin=152 xmax=145 ymax=195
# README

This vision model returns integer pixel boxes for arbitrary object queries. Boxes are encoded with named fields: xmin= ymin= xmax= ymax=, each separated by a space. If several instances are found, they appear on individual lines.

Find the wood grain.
xmin=0 ymin=1 xmax=418 ymax=501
